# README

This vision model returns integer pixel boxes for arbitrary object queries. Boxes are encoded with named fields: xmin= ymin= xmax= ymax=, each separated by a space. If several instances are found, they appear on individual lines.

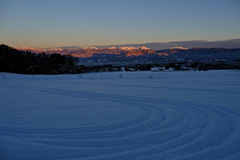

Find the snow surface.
xmin=0 ymin=70 xmax=240 ymax=160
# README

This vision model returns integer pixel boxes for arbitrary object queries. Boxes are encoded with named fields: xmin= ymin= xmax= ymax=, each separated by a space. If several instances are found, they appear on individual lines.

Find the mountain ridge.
xmin=17 ymin=39 xmax=240 ymax=51
xmin=17 ymin=46 xmax=156 ymax=58
xmin=94 ymin=39 xmax=240 ymax=50
xmin=16 ymin=46 xmax=240 ymax=66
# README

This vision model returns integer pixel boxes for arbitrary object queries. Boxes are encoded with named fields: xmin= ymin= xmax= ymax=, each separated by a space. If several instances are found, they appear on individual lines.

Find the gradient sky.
xmin=0 ymin=0 xmax=240 ymax=48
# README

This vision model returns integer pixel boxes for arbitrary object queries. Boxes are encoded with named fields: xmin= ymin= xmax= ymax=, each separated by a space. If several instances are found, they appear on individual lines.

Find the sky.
xmin=0 ymin=0 xmax=240 ymax=48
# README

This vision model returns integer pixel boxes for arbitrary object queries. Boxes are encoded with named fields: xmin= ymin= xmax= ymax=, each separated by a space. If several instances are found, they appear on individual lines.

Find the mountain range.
xmin=94 ymin=39 xmax=240 ymax=50
xmin=17 ymin=46 xmax=156 ymax=58
xmin=18 ymin=38 xmax=240 ymax=51
xmin=16 ymin=39 xmax=240 ymax=66
xmin=17 ymin=46 xmax=240 ymax=66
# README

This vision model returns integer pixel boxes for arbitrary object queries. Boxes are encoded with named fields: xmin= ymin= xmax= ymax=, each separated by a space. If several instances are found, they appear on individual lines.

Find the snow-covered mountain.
xmin=17 ymin=46 xmax=240 ymax=65
xmin=17 ymin=46 xmax=156 ymax=58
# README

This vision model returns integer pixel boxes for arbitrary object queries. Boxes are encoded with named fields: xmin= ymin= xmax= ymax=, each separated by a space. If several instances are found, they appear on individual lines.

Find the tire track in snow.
xmin=1 ymin=81 xmax=240 ymax=160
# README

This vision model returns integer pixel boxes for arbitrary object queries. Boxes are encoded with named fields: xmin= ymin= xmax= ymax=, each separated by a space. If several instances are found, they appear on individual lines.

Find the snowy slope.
xmin=0 ymin=71 xmax=240 ymax=160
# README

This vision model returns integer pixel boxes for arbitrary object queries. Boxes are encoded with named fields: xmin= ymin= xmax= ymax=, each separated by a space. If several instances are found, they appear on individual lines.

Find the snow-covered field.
xmin=0 ymin=70 xmax=240 ymax=160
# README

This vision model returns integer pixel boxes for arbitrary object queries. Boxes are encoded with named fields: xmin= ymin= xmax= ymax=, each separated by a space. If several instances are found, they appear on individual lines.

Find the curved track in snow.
xmin=0 ymin=71 xmax=240 ymax=160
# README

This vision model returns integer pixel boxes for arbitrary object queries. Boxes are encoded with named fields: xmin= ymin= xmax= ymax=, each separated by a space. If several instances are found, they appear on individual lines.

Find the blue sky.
xmin=0 ymin=0 xmax=239 ymax=48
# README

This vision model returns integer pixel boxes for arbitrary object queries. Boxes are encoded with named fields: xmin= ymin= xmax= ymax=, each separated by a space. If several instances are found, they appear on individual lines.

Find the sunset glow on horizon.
xmin=0 ymin=0 xmax=240 ymax=48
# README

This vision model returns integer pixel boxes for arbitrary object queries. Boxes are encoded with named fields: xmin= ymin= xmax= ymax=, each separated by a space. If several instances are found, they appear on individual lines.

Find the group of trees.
xmin=0 ymin=44 xmax=83 ymax=74
xmin=84 ymin=61 xmax=240 ymax=72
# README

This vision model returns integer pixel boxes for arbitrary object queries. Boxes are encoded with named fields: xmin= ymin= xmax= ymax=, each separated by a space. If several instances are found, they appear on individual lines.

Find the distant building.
xmin=120 ymin=67 xmax=125 ymax=71
xmin=151 ymin=67 xmax=164 ymax=72
xmin=129 ymin=68 xmax=135 ymax=71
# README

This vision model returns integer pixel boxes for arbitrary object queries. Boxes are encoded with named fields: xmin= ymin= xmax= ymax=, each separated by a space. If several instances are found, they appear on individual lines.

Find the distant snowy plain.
xmin=0 ymin=70 xmax=240 ymax=160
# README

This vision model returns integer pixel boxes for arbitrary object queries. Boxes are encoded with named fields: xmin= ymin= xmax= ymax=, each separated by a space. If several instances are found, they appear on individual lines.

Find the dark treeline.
xmin=0 ymin=44 xmax=83 ymax=74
